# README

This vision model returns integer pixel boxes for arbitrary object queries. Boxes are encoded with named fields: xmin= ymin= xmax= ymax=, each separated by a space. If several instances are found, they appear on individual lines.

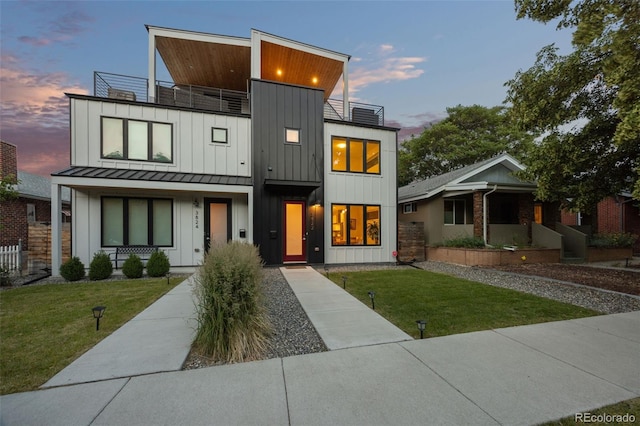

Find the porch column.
xmin=51 ymin=182 xmax=62 ymax=276
xmin=473 ymin=191 xmax=483 ymax=239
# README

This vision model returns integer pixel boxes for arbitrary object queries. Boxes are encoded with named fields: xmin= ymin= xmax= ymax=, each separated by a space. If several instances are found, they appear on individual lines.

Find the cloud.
xmin=0 ymin=55 xmax=88 ymax=176
xmin=17 ymin=7 xmax=94 ymax=47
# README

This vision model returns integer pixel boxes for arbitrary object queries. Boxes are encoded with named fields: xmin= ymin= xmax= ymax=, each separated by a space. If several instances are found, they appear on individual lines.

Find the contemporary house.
xmin=398 ymin=154 xmax=542 ymax=247
xmin=50 ymin=26 xmax=398 ymax=275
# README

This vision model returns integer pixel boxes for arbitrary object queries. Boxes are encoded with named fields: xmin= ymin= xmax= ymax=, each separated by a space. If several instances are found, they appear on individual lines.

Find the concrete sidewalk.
xmin=43 ymin=274 xmax=198 ymax=388
xmin=280 ymin=266 xmax=412 ymax=349
xmin=1 ymin=269 xmax=639 ymax=425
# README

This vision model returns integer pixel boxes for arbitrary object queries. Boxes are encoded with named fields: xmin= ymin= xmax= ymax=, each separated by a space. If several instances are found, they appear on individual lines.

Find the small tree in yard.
xmin=122 ymin=254 xmax=144 ymax=279
xmin=193 ymin=241 xmax=271 ymax=363
xmin=146 ymin=251 xmax=170 ymax=277
xmin=89 ymin=251 xmax=113 ymax=280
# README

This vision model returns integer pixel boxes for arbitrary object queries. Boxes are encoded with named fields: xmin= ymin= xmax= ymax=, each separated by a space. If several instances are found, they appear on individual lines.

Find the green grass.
xmin=329 ymin=269 xmax=599 ymax=339
xmin=542 ymin=397 xmax=640 ymax=425
xmin=0 ymin=277 xmax=185 ymax=395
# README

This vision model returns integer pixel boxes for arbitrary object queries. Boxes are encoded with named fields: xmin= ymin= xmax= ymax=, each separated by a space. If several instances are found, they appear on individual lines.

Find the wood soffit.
xmin=156 ymin=36 xmax=345 ymax=100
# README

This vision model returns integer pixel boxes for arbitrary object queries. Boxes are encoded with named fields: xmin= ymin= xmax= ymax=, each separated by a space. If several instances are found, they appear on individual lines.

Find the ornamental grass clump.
xmin=193 ymin=241 xmax=271 ymax=363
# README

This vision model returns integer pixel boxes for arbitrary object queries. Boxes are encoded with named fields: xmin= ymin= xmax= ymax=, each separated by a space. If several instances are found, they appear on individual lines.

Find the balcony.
xmin=94 ymin=72 xmax=385 ymax=125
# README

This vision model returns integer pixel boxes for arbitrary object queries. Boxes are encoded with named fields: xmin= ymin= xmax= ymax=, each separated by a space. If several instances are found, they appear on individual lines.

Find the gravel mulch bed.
xmin=413 ymin=261 xmax=640 ymax=314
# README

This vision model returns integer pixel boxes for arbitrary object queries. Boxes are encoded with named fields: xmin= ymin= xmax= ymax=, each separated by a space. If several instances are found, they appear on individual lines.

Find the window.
xmin=27 ymin=204 xmax=36 ymax=223
xmin=331 ymin=136 xmax=380 ymax=174
xmin=444 ymin=199 xmax=466 ymax=225
xmin=101 ymin=117 xmax=172 ymax=163
xmin=403 ymin=202 xmax=417 ymax=214
xmin=101 ymin=197 xmax=173 ymax=247
xmin=212 ymin=127 xmax=228 ymax=144
xmin=285 ymin=128 xmax=300 ymax=144
xmin=331 ymin=204 xmax=381 ymax=246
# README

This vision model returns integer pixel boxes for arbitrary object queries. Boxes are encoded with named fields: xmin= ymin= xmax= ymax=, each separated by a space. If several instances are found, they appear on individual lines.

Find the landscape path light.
xmin=368 ymin=291 xmax=376 ymax=310
xmin=416 ymin=319 xmax=427 ymax=339
xmin=92 ymin=306 xmax=106 ymax=331
xmin=342 ymin=276 xmax=347 ymax=289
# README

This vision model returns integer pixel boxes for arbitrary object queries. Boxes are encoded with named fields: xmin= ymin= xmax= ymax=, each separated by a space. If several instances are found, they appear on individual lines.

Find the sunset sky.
xmin=0 ymin=1 xmax=573 ymax=177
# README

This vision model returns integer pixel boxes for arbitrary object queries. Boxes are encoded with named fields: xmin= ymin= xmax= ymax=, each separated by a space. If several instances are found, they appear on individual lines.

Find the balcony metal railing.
xmin=94 ymin=72 xmax=384 ymax=125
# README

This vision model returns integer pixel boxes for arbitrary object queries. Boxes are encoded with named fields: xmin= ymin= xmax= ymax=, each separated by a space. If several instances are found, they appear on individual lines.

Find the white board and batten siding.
xmin=324 ymin=122 xmax=397 ymax=264
xmin=70 ymin=98 xmax=251 ymax=177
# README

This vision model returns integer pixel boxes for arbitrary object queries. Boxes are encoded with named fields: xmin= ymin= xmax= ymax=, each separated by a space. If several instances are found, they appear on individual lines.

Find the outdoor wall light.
xmin=342 ymin=275 xmax=347 ymax=289
xmin=368 ymin=291 xmax=376 ymax=310
xmin=416 ymin=319 xmax=427 ymax=339
xmin=92 ymin=306 xmax=106 ymax=331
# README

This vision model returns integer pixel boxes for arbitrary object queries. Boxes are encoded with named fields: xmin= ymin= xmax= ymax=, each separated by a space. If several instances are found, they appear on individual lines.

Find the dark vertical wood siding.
xmin=252 ymin=80 xmax=325 ymax=265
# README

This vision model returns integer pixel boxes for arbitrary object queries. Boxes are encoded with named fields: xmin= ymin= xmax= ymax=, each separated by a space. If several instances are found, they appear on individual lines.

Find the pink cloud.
xmin=0 ymin=55 xmax=88 ymax=176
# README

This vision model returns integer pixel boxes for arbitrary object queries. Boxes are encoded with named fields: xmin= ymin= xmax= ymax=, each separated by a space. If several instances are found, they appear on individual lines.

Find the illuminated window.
xmin=101 ymin=117 xmax=172 ymax=163
xmin=331 ymin=204 xmax=381 ymax=246
xmin=331 ymin=136 xmax=380 ymax=174
xmin=285 ymin=128 xmax=300 ymax=144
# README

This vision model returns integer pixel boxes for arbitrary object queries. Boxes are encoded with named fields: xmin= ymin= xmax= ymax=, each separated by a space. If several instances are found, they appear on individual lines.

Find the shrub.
xmin=122 ymin=254 xmax=144 ymax=279
xmin=589 ymin=233 xmax=638 ymax=248
xmin=88 ymin=251 xmax=113 ymax=280
xmin=59 ymin=256 xmax=86 ymax=282
xmin=146 ymin=251 xmax=170 ymax=277
xmin=193 ymin=241 xmax=271 ymax=362
xmin=442 ymin=236 xmax=486 ymax=248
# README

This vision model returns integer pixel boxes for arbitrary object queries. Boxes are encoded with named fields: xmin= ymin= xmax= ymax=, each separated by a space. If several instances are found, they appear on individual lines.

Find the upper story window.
xmin=331 ymin=136 xmax=380 ymax=174
xmin=101 ymin=117 xmax=172 ymax=163
xmin=212 ymin=127 xmax=228 ymax=144
xmin=285 ymin=128 xmax=300 ymax=144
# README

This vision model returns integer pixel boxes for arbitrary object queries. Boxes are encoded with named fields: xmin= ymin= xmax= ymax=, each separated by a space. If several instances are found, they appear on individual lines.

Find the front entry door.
xmin=204 ymin=198 xmax=231 ymax=252
xmin=283 ymin=201 xmax=306 ymax=262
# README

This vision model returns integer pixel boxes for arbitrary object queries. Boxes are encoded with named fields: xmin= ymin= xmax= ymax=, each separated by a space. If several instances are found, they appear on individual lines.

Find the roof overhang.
xmin=148 ymin=25 xmax=348 ymax=101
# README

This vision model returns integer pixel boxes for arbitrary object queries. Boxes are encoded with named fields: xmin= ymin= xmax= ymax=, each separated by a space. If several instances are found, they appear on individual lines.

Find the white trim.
xmin=51 ymin=176 xmax=253 ymax=194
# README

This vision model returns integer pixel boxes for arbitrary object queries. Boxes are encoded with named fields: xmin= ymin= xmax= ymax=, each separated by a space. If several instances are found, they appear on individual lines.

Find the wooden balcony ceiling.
xmin=156 ymin=36 xmax=251 ymax=92
xmin=156 ymin=36 xmax=344 ymax=100
xmin=260 ymin=41 xmax=344 ymax=101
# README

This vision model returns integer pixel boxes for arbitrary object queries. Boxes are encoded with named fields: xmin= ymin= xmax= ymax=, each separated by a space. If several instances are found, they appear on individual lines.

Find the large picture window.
xmin=101 ymin=117 xmax=172 ymax=163
xmin=331 ymin=204 xmax=381 ymax=246
xmin=101 ymin=197 xmax=173 ymax=247
xmin=331 ymin=136 xmax=380 ymax=174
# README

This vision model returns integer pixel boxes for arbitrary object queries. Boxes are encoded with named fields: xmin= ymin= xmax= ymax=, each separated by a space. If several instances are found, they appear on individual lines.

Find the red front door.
xmin=283 ymin=201 xmax=306 ymax=262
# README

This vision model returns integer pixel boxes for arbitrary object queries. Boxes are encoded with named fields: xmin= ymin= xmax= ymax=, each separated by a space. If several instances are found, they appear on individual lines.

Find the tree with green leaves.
xmin=398 ymin=105 xmax=534 ymax=186
xmin=0 ymin=174 xmax=18 ymax=202
xmin=505 ymin=0 xmax=640 ymax=212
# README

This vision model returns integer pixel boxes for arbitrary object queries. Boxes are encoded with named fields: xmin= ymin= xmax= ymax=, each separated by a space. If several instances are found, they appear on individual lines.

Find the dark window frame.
xmin=101 ymin=196 xmax=174 ymax=247
xmin=212 ymin=127 xmax=228 ymax=144
xmin=330 ymin=203 xmax=382 ymax=246
xmin=331 ymin=136 xmax=381 ymax=175
xmin=100 ymin=116 xmax=173 ymax=163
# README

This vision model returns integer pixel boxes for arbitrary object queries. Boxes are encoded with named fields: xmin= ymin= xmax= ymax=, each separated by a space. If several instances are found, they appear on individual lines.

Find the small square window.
xmin=212 ymin=127 xmax=228 ymax=144
xmin=285 ymin=128 xmax=300 ymax=144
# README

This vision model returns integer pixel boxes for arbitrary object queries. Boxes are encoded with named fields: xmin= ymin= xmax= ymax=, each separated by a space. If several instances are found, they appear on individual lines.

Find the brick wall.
xmin=473 ymin=191 xmax=483 ymax=239
xmin=0 ymin=197 xmax=52 ymax=250
xmin=0 ymin=141 xmax=17 ymax=179
xmin=397 ymin=221 xmax=425 ymax=261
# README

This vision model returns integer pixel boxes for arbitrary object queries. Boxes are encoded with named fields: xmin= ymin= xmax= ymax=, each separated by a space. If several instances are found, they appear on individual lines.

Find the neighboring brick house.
xmin=0 ymin=141 xmax=70 ymax=252
xmin=561 ymin=193 xmax=640 ymax=254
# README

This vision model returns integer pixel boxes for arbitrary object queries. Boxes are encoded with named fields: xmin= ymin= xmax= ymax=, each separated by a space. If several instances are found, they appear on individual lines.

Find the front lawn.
xmin=0 ymin=277 xmax=184 ymax=395
xmin=329 ymin=269 xmax=599 ymax=338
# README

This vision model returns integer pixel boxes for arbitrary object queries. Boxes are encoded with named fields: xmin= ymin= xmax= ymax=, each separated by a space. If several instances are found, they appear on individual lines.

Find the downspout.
xmin=483 ymin=185 xmax=498 ymax=246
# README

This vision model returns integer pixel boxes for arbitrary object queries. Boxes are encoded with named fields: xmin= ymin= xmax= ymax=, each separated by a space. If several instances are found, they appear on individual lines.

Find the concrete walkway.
xmin=1 ymin=269 xmax=639 ymax=426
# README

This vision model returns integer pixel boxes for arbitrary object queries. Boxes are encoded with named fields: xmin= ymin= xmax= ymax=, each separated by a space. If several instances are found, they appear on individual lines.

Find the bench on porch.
xmin=110 ymin=245 xmax=159 ymax=269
